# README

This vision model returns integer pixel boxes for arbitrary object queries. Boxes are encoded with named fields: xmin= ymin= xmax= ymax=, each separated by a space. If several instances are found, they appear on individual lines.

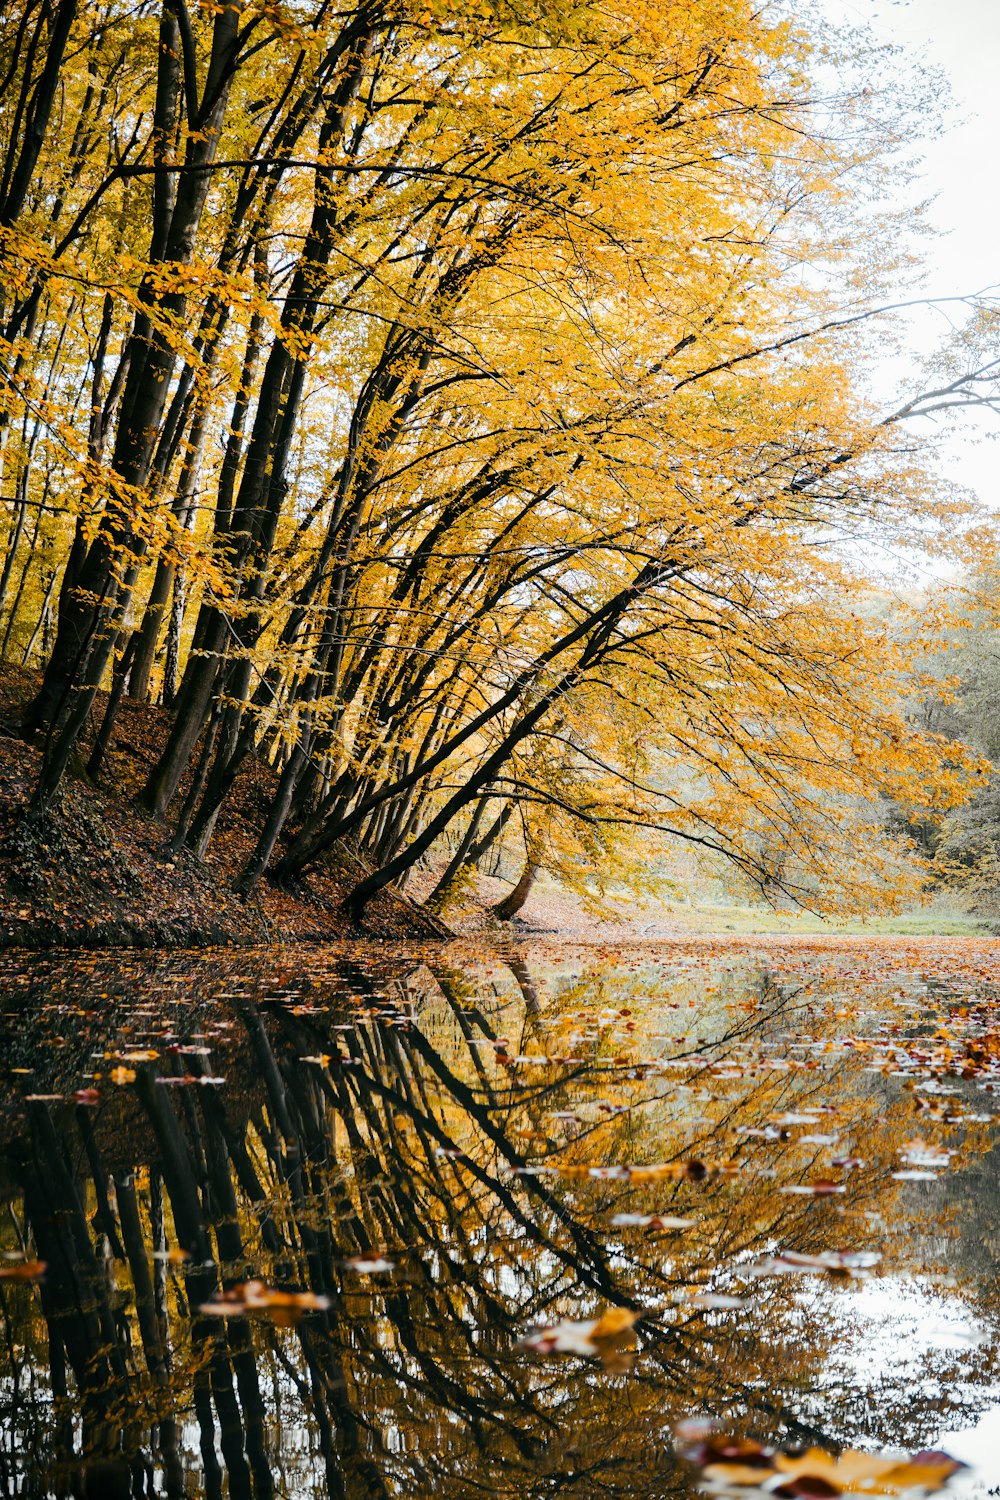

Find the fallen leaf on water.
xmin=767 ymin=1447 xmax=966 ymax=1496
xmin=781 ymin=1180 xmax=846 ymax=1197
xmin=900 ymin=1139 xmax=952 ymax=1169
xmin=611 ymin=1213 xmax=698 ymax=1230
xmin=344 ymin=1256 xmax=395 ymax=1273
xmin=518 ymin=1306 xmax=639 ymax=1370
xmin=744 ymin=1250 xmax=881 ymax=1280
xmin=558 ymin=1159 xmax=735 ymax=1184
xmin=0 ymin=1260 xmax=46 ymax=1281
xmin=199 ymin=1280 xmax=330 ymax=1326
xmin=674 ymin=1290 xmax=748 ymax=1310
xmin=676 ymin=1420 xmax=966 ymax=1496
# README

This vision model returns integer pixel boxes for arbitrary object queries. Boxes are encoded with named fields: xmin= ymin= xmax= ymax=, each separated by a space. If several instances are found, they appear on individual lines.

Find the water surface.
xmin=1 ymin=937 xmax=999 ymax=1497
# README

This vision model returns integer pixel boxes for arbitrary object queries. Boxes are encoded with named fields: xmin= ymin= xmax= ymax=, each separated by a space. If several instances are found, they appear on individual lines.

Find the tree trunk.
xmin=20 ymin=0 xmax=246 ymax=805
xmin=0 ymin=0 xmax=80 ymax=232
xmin=162 ymin=563 xmax=188 ymax=708
xmin=492 ymin=858 xmax=540 ymax=921
xmin=425 ymin=799 xmax=487 ymax=909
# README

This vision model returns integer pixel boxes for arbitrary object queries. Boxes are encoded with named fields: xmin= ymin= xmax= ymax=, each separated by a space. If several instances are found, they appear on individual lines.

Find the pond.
xmin=1 ymin=937 xmax=999 ymax=1498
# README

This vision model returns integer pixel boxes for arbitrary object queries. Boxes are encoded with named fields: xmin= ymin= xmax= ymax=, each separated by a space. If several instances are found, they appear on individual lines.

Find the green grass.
xmin=664 ymin=903 xmax=993 ymax=937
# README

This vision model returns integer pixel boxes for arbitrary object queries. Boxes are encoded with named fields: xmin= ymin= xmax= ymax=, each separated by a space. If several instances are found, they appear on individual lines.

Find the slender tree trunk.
xmin=21 ymin=563 xmax=58 ymax=664
xmin=0 ymin=0 xmax=80 ymax=231
xmin=86 ymin=632 xmax=138 ymax=781
xmin=143 ymin=33 xmax=376 ymax=819
xmin=162 ymin=563 xmax=188 ymax=708
xmin=236 ymin=714 xmax=316 ymax=893
xmin=425 ymin=798 xmax=487 ymax=909
xmin=469 ymin=802 xmax=513 ymax=869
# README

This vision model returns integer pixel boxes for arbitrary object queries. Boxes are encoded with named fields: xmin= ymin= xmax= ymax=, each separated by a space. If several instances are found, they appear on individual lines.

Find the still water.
xmin=1 ymin=937 xmax=999 ymax=1498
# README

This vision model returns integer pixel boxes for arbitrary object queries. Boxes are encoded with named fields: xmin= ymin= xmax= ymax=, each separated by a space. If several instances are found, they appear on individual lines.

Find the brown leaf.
xmin=0 ymin=1260 xmax=46 ymax=1282
xmin=199 ymin=1279 xmax=330 ymax=1325
xmin=519 ymin=1306 xmax=639 ymax=1370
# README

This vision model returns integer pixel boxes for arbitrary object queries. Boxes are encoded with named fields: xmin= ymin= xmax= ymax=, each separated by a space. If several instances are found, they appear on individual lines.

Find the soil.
xmin=0 ymin=666 xmax=449 ymax=951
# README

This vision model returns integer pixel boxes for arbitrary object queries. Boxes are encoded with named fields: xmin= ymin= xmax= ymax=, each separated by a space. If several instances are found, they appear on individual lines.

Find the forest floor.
xmin=0 ymin=666 xmax=446 ymax=951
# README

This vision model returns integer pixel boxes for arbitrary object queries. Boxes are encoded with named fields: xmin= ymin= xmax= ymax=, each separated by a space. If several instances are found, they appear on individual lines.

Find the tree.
xmin=0 ymin=0 xmax=994 ymax=920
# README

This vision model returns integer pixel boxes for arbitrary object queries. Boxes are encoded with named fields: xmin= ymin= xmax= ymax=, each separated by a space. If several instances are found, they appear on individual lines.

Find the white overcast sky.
xmin=822 ymin=0 xmax=1000 ymax=509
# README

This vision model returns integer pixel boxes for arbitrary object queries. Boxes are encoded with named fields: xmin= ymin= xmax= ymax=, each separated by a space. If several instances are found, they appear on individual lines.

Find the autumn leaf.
xmin=199 ymin=1280 xmax=330 ymax=1326
xmin=0 ymin=1260 xmax=46 ymax=1282
xmin=518 ymin=1307 xmax=639 ymax=1370
xmin=677 ymin=1423 xmax=966 ymax=1496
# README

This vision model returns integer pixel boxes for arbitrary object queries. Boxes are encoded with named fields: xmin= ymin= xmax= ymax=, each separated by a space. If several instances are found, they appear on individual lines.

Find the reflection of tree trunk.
xmin=18 ymin=1101 xmax=131 ymax=1462
xmin=193 ymin=1371 xmax=225 ymax=1500
xmin=508 ymin=955 xmax=541 ymax=1016
xmin=74 ymin=1103 xmax=125 ymax=1256
xmin=113 ymin=1169 xmax=168 ymax=1381
xmin=492 ymin=858 xmax=539 ymax=920
xmin=194 ymin=1067 xmax=275 ymax=1500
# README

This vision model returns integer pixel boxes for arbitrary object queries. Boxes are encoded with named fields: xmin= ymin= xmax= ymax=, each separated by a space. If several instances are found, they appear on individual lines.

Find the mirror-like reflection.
xmin=1 ymin=939 xmax=999 ymax=1498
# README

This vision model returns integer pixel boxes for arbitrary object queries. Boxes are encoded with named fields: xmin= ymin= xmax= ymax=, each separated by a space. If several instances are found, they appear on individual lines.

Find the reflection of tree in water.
xmin=0 ymin=950 xmax=995 ymax=1497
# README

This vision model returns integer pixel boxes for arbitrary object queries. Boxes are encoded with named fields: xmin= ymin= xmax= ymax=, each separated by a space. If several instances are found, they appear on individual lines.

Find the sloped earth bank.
xmin=1 ymin=936 xmax=1000 ymax=1497
xmin=0 ymin=666 xmax=447 ymax=948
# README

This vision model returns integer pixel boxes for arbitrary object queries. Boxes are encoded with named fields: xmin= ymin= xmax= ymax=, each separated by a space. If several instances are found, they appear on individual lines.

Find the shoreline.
xmin=2 ymin=927 xmax=997 ymax=961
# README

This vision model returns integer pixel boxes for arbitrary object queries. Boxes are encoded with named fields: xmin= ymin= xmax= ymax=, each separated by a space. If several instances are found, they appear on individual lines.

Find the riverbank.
xmin=0 ymin=666 xmax=447 ymax=950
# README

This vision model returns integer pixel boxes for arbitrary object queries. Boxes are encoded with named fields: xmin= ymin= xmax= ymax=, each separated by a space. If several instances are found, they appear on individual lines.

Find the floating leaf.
xmin=744 ymin=1250 xmax=881 ymax=1280
xmin=676 ymin=1421 xmax=966 ymax=1496
xmin=518 ymin=1306 xmax=639 ymax=1370
xmin=675 ymin=1290 xmax=748 ymax=1310
xmin=0 ymin=1260 xmax=46 ymax=1282
xmin=199 ymin=1280 xmax=330 ymax=1327
xmin=611 ymin=1213 xmax=698 ymax=1230
xmin=781 ymin=1180 xmax=846 ymax=1197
